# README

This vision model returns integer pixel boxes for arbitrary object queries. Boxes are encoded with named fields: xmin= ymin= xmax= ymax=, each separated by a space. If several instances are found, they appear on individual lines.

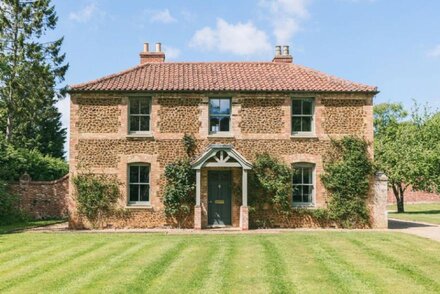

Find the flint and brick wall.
xmin=9 ymin=175 xmax=69 ymax=219
xmin=69 ymin=91 xmax=376 ymax=229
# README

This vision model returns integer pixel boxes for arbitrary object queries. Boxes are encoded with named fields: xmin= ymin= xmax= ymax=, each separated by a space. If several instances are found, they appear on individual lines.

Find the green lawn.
xmin=388 ymin=203 xmax=440 ymax=224
xmin=1 ymin=232 xmax=440 ymax=293
xmin=0 ymin=219 xmax=65 ymax=234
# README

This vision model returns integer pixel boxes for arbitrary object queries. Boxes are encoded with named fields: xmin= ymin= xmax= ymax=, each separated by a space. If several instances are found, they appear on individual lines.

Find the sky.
xmin=50 ymin=0 xmax=440 ymax=155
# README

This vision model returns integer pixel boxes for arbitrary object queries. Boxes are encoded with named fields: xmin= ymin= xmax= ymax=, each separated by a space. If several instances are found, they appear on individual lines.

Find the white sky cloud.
xmin=427 ymin=44 xmax=440 ymax=58
xmin=190 ymin=18 xmax=271 ymax=56
xmin=148 ymin=9 xmax=177 ymax=24
xmin=69 ymin=3 xmax=98 ymax=23
xmin=164 ymin=46 xmax=181 ymax=60
xmin=259 ymin=0 xmax=311 ymax=44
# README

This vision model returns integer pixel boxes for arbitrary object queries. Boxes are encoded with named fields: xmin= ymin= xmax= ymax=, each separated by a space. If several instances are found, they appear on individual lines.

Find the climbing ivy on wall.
xmin=162 ymin=134 xmax=197 ymax=228
xmin=250 ymin=153 xmax=293 ymax=215
xmin=321 ymin=136 xmax=373 ymax=228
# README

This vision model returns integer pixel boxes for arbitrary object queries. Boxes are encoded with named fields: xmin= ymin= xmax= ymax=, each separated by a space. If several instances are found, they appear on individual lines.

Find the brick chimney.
xmin=272 ymin=45 xmax=293 ymax=63
xmin=140 ymin=42 xmax=165 ymax=64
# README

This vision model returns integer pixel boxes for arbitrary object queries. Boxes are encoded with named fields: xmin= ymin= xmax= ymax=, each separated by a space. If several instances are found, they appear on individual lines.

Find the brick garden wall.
xmin=9 ymin=175 xmax=69 ymax=219
xmin=388 ymin=188 xmax=440 ymax=203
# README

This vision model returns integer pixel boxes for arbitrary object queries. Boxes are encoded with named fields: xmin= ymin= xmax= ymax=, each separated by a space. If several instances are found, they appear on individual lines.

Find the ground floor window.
xmin=128 ymin=164 xmax=150 ymax=204
xmin=292 ymin=163 xmax=314 ymax=205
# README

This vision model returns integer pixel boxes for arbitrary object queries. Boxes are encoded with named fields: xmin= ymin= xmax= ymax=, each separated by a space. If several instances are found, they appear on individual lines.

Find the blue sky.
xmin=52 ymin=0 xmax=440 ymax=154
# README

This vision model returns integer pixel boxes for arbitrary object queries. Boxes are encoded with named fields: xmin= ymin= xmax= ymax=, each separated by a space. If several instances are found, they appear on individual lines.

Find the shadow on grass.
xmin=391 ymin=210 xmax=440 ymax=215
xmin=0 ymin=219 xmax=67 ymax=235
xmin=388 ymin=219 xmax=436 ymax=229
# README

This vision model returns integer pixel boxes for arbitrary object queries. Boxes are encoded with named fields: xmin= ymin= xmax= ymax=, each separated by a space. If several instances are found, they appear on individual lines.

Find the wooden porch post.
xmin=194 ymin=169 xmax=202 ymax=229
xmin=240 ymin=169 xmax=249 ymax=230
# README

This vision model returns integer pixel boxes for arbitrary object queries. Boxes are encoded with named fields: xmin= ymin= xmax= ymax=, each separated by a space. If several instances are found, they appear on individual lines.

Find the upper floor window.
xmin=292 ymin=98 xmax=314 ymax=135
xmin=128 ymin=164 xmax=150 ymax=205
xmin=209 ymin=98 xmax=231 ymax=133
xmin=292 ymin=163 xmax=314 ymax=205
xmin=129 ymin=97 xmax=151 ymax=133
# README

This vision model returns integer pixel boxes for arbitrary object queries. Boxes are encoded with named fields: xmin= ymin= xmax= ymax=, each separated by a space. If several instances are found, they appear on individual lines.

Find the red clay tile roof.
xmin=69 ymin=62 xmax=377 ymax=93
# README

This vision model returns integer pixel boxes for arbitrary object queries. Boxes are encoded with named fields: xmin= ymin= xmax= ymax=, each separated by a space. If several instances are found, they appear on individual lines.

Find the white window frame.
xmin=209 ymin=97 xmax=232 ymax=134
xmin=127 ymin=163 xmax=150 ymax=206
xmin=291 ymin=97 xmax=315 ymax=136
xmin=292 ymin=163 xmax=315 ymax=207
xmin=128 ymin=96 xmax=151 ymax=134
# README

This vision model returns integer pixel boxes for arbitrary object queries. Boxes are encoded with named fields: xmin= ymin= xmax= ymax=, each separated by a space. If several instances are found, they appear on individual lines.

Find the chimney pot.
xmin=275 ymin=45 xmax=282 ymax=56
xmin=156 ymin=42 xmax=162 ymax=52
xmin=140 ymin=42 xmax=165 ymax=64
xmin=272 ymin=44 xmax=293 ymax=63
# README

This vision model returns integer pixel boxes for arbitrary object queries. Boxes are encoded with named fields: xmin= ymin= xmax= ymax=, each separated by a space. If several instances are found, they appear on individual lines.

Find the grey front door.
xmin=208 ymin=171 xmax=232 ymax=226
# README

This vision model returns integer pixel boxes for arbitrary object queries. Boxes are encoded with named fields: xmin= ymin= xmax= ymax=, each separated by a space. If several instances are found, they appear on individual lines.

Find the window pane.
xmin=129 ymin=166 xmax=139 ymax=183
xmin=303 ymin=186 xmax=311 ymax=202
xmin=139 ymin=166 xmax=149 ymax=183
xmin=292 ymin=117 xmax=301 ymax=132
xmin=140 ymin=99 xmax=150 ymax=114
xmin=292 ymin=100 xmax=301 ymax=115
xmin=303 ymin=168 xmax=312 ymax=184
xmin=210 ymin=99 xmax=220 ymax=114
xmin=219 ymin=117 xmax=230 ymax=132
xmin=293 ymin=169 xmax=302 ymax=184
xmin=140 ymin=185 xmax=149 ymax=202
xmin=219 ymin=99 xmax=230 ymax=114
xmin=210 ymin=117 xmax=220 ymax=132
xmin=302 ymin=99 xmax=313 ymax=115
xmin=130 ymin=98 xmax=140 ymax=114
xmin=130 ymin=117 xmax=139 ymax=132
xmin=301 ymin=117 xmax=312 ymax=132
xmin=293 ymin=186 xmax=302 ymax=202
xmin=140 ymin=116 xmax=150 ymax=131
xmin=129 ymin=185 xmax=139 ymax=202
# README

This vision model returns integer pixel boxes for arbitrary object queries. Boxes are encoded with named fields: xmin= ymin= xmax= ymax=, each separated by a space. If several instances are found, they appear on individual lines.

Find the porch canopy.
xmin=191 ymin=144 xmax=252 ymax=229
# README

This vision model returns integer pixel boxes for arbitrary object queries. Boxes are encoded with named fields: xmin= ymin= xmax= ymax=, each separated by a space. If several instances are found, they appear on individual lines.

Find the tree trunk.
xmin=6 ymin=112 xmax=12 ymax=141
xmin=392 ymin=183 xmax=405 ymax=213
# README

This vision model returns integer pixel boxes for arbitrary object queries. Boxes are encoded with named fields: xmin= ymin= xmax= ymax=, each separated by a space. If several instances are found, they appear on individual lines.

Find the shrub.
xmin=163 ymin=159 xmax=196 ymax=228
xmin=73 ymin=173 xmax=121 ymax=228
xmin=0 ymin=137 xmax=68 ymax=181
xmin=321 ymin=136 xmax=373 ymax=228
xmin=0 ymin=180 xmax=26 ymax=224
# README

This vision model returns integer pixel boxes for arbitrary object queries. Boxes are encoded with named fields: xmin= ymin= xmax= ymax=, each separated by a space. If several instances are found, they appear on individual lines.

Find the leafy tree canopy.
xmin=0 ymin=0 xmax=68 ymax=158
xmin=374 ymin=102 xmax=440 ymax=212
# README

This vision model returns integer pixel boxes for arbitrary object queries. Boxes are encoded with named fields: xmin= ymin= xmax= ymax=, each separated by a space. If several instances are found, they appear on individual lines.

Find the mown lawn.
xmin=388 ymin=203 xmax=440 ymax=224
xmin=1 ymin=232 xmax=440 ymax=293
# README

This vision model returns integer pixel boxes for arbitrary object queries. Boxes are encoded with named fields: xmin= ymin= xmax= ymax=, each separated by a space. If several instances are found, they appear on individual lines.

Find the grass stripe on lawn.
xmin=145 ymin=236 xmax=218 ymax=293
xmin=221 ymin=235 xmax=270 ymax=293
xmin=0 ymin=238 xmax=108 ymax=292
xmin=260 ymin=235 xmax=296 ymax=293
xmin=47 ymin=237 xmax=156 ymax=293
xmin=195 ymin=235 xmax=236 ymax=294
xmin=123 ymin=237 xmax=189 ymax=293
xmin=0 ymin=236 xmax=79 ymax=275
xmin=348 ymin=234 xmax=440 ymax=293
xmin=268 ymin=233 xmax=340 ymax=293
xmin=62 ymin=236 xmax=162 ymax=293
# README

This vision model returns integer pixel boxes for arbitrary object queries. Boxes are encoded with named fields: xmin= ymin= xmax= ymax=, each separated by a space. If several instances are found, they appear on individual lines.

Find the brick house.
xmin=68 ymin=43 xmax=385 ymax=230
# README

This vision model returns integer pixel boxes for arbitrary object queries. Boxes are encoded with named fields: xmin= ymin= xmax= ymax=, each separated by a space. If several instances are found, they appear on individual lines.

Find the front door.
xmin=208 ymin=171 xmax=232 ymax=226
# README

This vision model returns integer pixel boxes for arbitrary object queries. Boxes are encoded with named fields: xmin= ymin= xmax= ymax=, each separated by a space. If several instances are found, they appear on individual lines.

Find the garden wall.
xmin=387 ymin=188 xmax=440 ymax=204
xmin=9 ymin=175 xmax=69 ymax=219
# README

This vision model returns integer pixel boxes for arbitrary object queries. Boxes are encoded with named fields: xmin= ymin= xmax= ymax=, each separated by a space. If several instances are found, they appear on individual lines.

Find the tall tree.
xmin=0 ymin=0 xmax=68 ymax=158
xmin=374 ymin=103 xmax=440 ymax=213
